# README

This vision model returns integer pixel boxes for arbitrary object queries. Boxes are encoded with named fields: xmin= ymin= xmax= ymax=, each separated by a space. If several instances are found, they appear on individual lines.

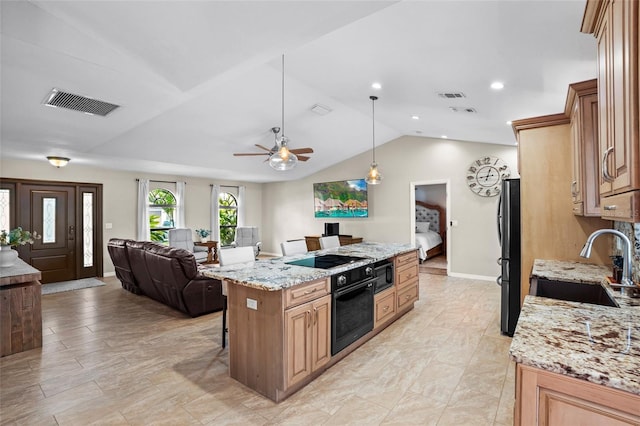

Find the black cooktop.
xmin=285 ymin=254 xmax=367 ymax=269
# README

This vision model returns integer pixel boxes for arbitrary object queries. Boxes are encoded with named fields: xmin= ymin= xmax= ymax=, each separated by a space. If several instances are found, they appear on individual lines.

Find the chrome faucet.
xmin=580 ymin=229 xmax=637 ymax=295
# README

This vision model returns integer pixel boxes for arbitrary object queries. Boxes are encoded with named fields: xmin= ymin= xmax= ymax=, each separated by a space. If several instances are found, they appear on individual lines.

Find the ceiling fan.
xmin=233 ymin=127 xmax=314 ymax=162
xmin=233 ymin=54 xmax=313 ymax=170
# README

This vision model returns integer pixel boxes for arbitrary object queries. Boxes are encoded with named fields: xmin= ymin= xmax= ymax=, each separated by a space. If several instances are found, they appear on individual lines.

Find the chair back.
xmin=319 ymin=235 xmax=340 ymax=249
xmin=234 ymin=226 xmax=261 ymax=256
xmin=219 ymin=246 xmax=256 ymax=266
xmin=281 ymin=240 xmax=308 ymax=256
xmin=168 ymin=228 xmax=194 ymax=251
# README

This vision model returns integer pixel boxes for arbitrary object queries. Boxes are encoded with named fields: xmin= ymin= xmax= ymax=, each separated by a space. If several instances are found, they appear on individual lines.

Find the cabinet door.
xmin=570 ymin=101 xmax=584 ymax=209
xmin=311 ymin=295 xmax=331 ymax=372
xmin=285 ymin=303 xmax=312 ymax=387
xmin=597 ymin=0 xmax=639 ymax=195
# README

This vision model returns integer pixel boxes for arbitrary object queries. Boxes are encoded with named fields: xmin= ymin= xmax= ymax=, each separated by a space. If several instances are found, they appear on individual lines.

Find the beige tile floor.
xmin=1 ymin=272 xmax=515 ymax=425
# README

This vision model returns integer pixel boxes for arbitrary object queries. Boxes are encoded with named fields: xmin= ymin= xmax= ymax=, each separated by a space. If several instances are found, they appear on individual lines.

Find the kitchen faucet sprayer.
xmin=580 ymin=229 xmax=636 ymax=296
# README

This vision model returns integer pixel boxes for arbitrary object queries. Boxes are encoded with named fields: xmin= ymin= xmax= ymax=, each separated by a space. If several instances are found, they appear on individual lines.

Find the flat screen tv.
xmin=313 ymin=179 xmax=368 ymax=218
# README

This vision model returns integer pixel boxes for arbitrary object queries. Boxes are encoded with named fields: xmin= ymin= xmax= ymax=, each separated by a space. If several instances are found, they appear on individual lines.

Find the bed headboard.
xmin=415 ymin=201 xmax=446 ymax=237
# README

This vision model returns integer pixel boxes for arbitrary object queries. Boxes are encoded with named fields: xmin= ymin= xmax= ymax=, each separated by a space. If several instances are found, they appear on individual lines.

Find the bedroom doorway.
xmin=411 ymin=180 xmax=449 ymax=276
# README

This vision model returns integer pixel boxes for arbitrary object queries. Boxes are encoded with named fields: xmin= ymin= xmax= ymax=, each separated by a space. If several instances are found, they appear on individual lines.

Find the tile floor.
xmin=0 ymin=272 xmax=515 ymax=425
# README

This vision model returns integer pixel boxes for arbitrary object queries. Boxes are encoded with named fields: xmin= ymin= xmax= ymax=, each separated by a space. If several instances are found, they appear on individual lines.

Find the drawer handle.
xmin=571 ymin=181 xmax=578 ymax=197
xmin=303 ymin=288 xmax=318 ymax=295
xmin=603 ymin=205 xmax=617 ymax=211
xmin=405 ymin=295 xmax=411 ymax=300
xmin=383 ymin=306 xmax=389 ymax=312
xmin=602 ymin=146 xmax=615 ymax=182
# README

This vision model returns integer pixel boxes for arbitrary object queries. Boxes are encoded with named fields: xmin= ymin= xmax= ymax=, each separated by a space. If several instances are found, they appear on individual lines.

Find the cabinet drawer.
xmin=572 ymin=202 xmax=584 ymax=216
xmin=395 ymin=250 xmax=418 ymax=269
xmin=284 ymin=278 xmax=330 ymax=308
xmin=600 ymin=191 xmax=640 ymax=222
xmin=374 ymin=287 xmax=396 ymax=329
xmin=397 ymin=283 xmax=418 ymax=310
xmin=396 ymin=263 xmax=419 ymax=289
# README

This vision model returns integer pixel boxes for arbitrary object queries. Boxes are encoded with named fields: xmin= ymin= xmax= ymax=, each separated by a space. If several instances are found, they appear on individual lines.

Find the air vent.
xmin=438 ymin=92 xmax=466 ymax=99
xmin=43 ymin=88 xmax=120 ymax=116
xmin=310 ymin=103 xmax=332 ymax=116
xmin=449 ymin=106 xmax=477 ymax=113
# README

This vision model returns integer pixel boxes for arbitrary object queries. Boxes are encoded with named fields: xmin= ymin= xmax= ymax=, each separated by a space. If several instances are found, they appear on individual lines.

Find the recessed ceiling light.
xmin=411 ymin=115 xmax=420 ymax=120
xmin=371 ymin=82 xmax=382 ymax=90
xmin=441 ymin=135 xmax=448 ymax=139
xmin=491 ymin=81 xmax=505 ymax=90
xmin=506 ymin=120 xmax=512 ymax=125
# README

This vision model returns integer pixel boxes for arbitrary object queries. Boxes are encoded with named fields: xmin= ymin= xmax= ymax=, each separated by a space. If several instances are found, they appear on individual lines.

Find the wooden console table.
xmin=0 ymin=258 xmax=42 ymax=357
xmin=304 ymin=235 xmax=363 ymax=251
xmin=194 ymin=240 xmax=218 ymax=264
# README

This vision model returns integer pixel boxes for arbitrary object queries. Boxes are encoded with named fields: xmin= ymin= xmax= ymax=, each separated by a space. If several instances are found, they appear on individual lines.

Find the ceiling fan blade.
xmin=297 ymin=155 xmax=311 ymax=161
xmin=290 ymin=147 xmax=314 ymax=154
xmin=233 ymin=152 xmax=270 ymax=156
xmin=255 ymin=144 xmax=275 ymax=152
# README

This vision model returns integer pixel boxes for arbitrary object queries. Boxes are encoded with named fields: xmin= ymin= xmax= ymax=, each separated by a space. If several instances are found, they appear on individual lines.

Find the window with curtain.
xmin=149 ymin=188 xmax=176 ymax=243
xmin=219 ymin=192 xmax=237 ymax=246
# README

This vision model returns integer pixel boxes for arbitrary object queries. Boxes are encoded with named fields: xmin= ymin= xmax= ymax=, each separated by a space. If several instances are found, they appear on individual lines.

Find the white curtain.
xmin=238 ymin=185 xmax=246 ymax=227
xmin=211 ymin=184 xmax=220 ymax=241
xmin=136 ymin=178 xmax=150 ymax=241
xmin=175 ymin=181 xmax=186 ymax=228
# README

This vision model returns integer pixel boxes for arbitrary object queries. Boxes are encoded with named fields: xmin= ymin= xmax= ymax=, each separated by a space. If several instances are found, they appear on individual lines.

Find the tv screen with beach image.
xmin=313 ymin=179 xmax=368 ymax=218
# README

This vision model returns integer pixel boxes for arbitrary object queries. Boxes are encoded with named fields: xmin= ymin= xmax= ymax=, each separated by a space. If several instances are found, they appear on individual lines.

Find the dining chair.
xmin=218 ymin=246 xmax=256 ymax=348
xmin=319 ymin=235 xmax=340 ymax=249
xmin=280 ymin=239 xmax=308 ymax=256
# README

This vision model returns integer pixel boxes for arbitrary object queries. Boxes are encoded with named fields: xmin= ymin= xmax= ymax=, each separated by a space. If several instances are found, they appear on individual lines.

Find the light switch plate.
xmin=246 ymin=298 xmax=258 ymax=310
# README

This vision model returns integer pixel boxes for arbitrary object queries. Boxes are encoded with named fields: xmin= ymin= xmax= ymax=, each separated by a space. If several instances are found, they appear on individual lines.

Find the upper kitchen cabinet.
xmin=582 ymin=0 xmax=639 ymax=221
xmin=566 ymin=79 xmax=601 ymax=216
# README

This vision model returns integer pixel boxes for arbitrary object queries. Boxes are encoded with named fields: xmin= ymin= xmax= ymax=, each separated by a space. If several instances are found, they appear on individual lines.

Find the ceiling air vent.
xmin=449 ymin=106 xmax=477 ymax=113
xmin=42 ymin=88 xmax=120 ymax=116
xmin=310 ymin=103 xmax=332 ymax=116
xmin=438 ymin=92 xmax=466 ymax=99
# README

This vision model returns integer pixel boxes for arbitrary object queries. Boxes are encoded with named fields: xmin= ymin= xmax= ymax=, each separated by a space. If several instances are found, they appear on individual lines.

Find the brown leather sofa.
xmin=107 ymin=238 xmax=224 ymax=317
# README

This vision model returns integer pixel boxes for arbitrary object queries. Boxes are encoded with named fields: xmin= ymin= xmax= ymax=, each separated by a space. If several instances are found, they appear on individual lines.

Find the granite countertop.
xmin=511 ymin=258 xmax=640 ymax=396
xmin=200 ymin=242 xmax=416 ymax=291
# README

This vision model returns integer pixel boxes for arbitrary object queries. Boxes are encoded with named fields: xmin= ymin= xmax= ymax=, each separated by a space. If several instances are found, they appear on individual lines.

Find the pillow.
xmin=416 ymin=222 xmax=430 ymax=233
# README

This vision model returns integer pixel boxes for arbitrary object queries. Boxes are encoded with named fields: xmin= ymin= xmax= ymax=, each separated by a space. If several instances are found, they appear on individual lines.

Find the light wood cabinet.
xmin=582 ymin=0 xmax=640 ymax=221
xmin=395 ymin=250 xmax=419 ymax=310
xmin=374 ymin=286 xmax=396 ymax=329
xmin=566 ymin=79 xmax=601 ymax=216
xmin=515 ymin=364 xmax=640 ymax=425
xmin=284 ymin=294 xmax=331 ymax=387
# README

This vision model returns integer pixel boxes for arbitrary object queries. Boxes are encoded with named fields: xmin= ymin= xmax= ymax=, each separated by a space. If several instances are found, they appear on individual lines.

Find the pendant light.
xmin=365 ymin=95 xmax=383 ymax=184
xmin=269 ymin=54 xmax=298 ymax=171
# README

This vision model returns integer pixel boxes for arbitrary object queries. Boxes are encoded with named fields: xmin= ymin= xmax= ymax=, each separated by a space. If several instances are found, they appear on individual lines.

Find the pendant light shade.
xmin=365 ymin=95 xmax=383 ymax=185
xmin=270 ymin=54 xmax=298 ymax=171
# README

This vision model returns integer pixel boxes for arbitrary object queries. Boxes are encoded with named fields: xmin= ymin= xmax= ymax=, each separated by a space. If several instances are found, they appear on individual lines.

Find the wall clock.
xmin=466 ymin=156 xmax=511 ymax=197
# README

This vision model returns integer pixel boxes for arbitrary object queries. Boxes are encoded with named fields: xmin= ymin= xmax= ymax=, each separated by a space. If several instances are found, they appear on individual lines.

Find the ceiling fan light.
xmin=365 ymin=162 xmax=383 ymax=185
xmin=269 ymin=152 xmax=298 ymax=171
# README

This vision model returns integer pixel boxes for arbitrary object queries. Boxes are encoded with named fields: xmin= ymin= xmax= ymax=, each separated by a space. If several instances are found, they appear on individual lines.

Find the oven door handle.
xmin=334 ymin=278 xmax=374 ymax=297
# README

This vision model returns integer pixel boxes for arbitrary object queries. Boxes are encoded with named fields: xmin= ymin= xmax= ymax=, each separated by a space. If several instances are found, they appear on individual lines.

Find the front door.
xmin=20 ymin=184 xmax=76 ymax=283
xmin=3 ymin=179 xmax=103 ymax=284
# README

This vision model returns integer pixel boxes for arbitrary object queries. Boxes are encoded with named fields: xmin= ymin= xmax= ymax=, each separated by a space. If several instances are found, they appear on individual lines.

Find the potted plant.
xmin=0 ymin=227 xmax=41 ymax=267
xmin=195 ymin=228 xmax=211 ymax=243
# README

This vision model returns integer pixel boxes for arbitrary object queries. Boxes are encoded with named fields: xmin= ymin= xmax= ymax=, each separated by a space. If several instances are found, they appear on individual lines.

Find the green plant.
xmin=195 ymin=229 xmax=211 ymax=238
xmin=0 ymin=227 xmax=41 ymax=247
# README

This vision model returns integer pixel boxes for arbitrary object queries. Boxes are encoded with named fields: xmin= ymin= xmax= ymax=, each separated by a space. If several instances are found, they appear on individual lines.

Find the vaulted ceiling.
xmin=1 ymin=1 xmax=596 ymax=182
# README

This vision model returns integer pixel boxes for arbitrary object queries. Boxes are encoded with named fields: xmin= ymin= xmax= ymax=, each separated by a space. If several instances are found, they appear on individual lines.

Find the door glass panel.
xmin=0 ymin=189 xmax=9 ymax=232
xmin=42 ymin=197 xmax=56 ymax=243
xmin=83 ymin=192 xmax=93 ymax=267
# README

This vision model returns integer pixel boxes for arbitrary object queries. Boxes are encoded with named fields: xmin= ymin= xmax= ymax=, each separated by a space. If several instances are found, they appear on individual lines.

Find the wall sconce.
xmin=47 ymin=156 xmax=70 ymax=168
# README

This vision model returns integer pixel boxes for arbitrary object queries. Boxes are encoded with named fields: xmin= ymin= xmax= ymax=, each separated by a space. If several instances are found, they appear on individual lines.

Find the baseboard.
xmin=103 ymin=272 xmax=116 ymax=277
xmin=448 ymin=272 xmax=497 ymax=282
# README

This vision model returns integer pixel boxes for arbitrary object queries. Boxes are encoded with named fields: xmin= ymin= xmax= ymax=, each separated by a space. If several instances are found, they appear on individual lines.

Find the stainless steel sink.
xmin=533 ymin=278 xmax=619 ymax=307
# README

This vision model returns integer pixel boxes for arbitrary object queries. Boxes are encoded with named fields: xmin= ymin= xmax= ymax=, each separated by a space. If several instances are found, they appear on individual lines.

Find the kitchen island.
xmin=201 ymin=242 xmax=419 ymax=402
xmin=510 ymin=259 xmax=640 ymax=424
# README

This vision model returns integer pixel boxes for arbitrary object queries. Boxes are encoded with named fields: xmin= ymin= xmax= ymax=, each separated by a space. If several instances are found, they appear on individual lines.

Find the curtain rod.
xmin=136 ymin=179 xmax=185 ymax=184
xmin=211 ymin=184 xmax=240 ymax=189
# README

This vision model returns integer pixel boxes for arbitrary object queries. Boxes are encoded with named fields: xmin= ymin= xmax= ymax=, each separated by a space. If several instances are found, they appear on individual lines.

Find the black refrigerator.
xmin=497 ymin=178 xmax=521 ymax=336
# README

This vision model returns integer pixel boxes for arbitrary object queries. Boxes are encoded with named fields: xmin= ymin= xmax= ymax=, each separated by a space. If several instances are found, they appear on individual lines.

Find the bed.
xmin=415 ymin=201 xmax=446 ymax=261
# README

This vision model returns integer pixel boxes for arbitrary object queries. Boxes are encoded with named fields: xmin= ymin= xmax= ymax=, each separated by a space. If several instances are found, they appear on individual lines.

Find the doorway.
xmin=410 ymin=180 xmax=449 ymax=276
xmin=1 ymin=179 xmax=103 ymax=283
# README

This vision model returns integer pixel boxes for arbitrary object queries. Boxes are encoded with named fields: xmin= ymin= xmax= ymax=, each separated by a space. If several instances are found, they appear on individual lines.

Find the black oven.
xmin=331 ymin=265 xmax=375 ymax=355
xmin=372 ymin=259 xmax=394 ymax=294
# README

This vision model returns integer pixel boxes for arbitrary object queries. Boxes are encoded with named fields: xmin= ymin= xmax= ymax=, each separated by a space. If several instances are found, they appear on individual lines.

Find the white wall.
xmin=0 ymin=158 xmax=263 ymax=275
xmin=416 ymin=184 xmax=446 ymax=208
xmin=262 ymin=135 xmax=518 ymax=278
